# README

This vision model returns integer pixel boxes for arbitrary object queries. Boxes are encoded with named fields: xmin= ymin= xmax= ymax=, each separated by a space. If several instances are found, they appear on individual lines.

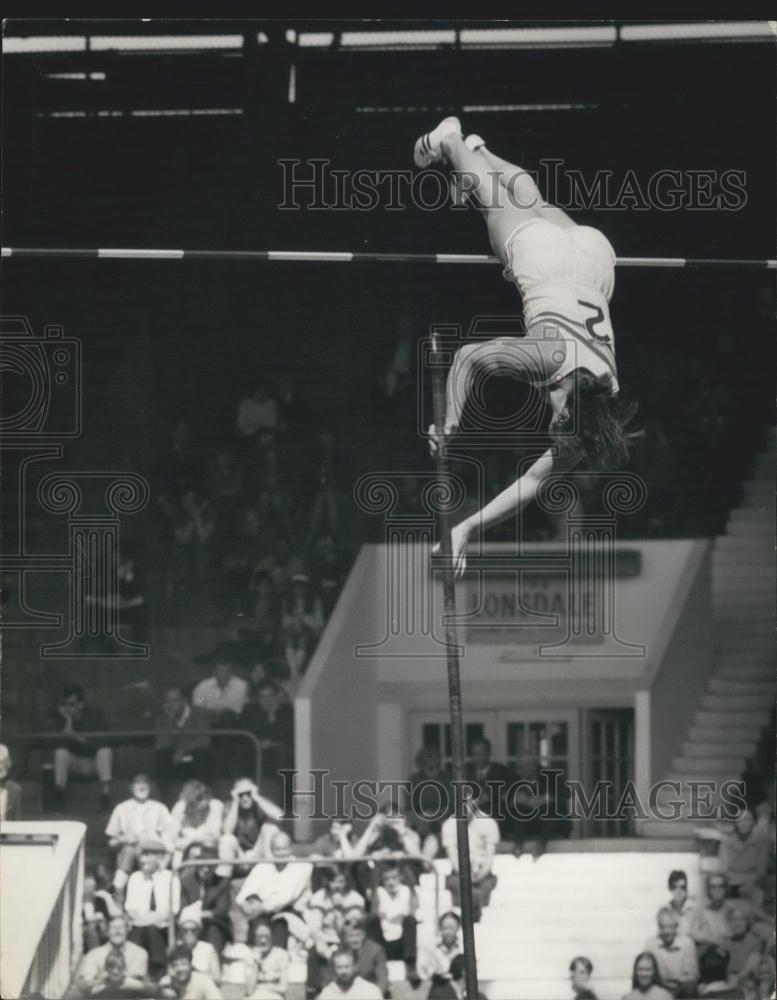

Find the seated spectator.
xmin=124 ymin=840 xmax=181 ymax=976
xmin=666 ymin=869 xmax=699 ymax=940
xmin=177 ymin=916 xmax=222 ymax=984
xmin=465 ymin=737 xmax=513 ymax=831
xmin=441 ymin=796 xmax=500 ymax=923
xmin=281 ymin=573 xmax=324 ymax=690
xmin=245 ymin=918 xmax=291 ymax=997
xmin=353 ymin=808 xmax=422 ymax=886
xmin=428 ymin=954 xmax=487 ymax=1000
xmin=192 ymin=647 xmax=249 ymax=721
xmin=697 ymin=946 xmax=745 ymax=998
xmin=74 ymin=915 xmax=149 ymax=996
xmin=741 ymin=952 xmax=775 ymax=1000
xmin=179 ymin=845 xmax=233 ymax=952
xmin=88 ymin=952 xmax=147 ymax=998
xmin=724 ymin=906 xmax=764 ymax=983
xmin=317 ymin=947 xmax=383 ymax=1000
xmin=254 ymin=536 xmax=305 ymax=598
xmin=343 ymin=918 xmax=388 ymax=997
xmin=365 ymin=861 xmax=419 ymax=984
xmin=105 ymin=773 xmax=171 ymax=893
xmin=418 ymin=911 xmax=462 ymax=985
xmin=159 ymin=944 xmax=223 ymax=1000
xmin=154 ymin=686 xmax=211 ymax=791
xmin=310 ymin=868 xmax=365 ymax=930
xmin=569 ymin=956 xmax=598 ymax=999
xmin=644 ymin=907 xmax=699 ymax=998
xmin=407 ymin=747 xmax=450 ymax=862
xmin=0 ymin=743 xmax=22 ymax=820
xmin=308 ymin=819 xmax=356 ymax=865
xmin=310 ymin=533 xmax=346 ymax=618
xmin=238 ymin=384 xmax=280 ymax=440
xmin=219 ymin=777 xmax=284 ymax=875
xmin=690 ymin=874 xmax=734 ymax=951
xmin=622 ymin=952 xmax=673 ymax=1000
xmin=236 ymin=829 xmax=313 ymax=949
xmin=718 ymin=810 xmax=770 ymax=905
xmin=82 ymin=868 xmax=119 ymax=952
xmin=168 ymin=781 xmax=224 ymax=868
xmin=49 ymin=684 xmax=113 ymax=810
xmin=242 ymin=680 xmax=295 ymax=781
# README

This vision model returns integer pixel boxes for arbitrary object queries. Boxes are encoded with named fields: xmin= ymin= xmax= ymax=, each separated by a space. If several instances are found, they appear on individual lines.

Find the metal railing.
xmin=169 ymin=851 xmax=441 ymax=947
xmin=9 ymin=728 xmax=264 ymax=786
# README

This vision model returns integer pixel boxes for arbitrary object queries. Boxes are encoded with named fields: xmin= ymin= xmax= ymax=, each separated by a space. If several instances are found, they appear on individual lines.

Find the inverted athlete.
xmin=415 ymin=116 xmax=635 ymax=574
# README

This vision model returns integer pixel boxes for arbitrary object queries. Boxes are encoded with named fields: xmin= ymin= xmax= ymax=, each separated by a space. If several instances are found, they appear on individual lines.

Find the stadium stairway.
xmin=644 ymin=427 xmax=776 ymax=836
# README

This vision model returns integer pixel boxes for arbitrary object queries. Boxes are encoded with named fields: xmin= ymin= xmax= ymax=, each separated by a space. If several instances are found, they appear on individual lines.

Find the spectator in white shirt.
xmin=365 ymin=861 xmax=419 ymax=985
xmin=418 ymin=911 xmax=463 ymax=984
xmin=125 ymin=841 xmax=181 ymax=975
xmin=441 ymin=798 xmax=500 ymax=923
xmin=317 ymin=948 xmax=383 ymax=1000
xmin=177 ymin=917 xmax=221 ymax=984
xmin=237 ymin=385 xmax=279 ymax=439
xmin=236 ymin=829 xmax=312 ymax=949
xmin=219 ymin=777 xmax=284 ymax=876
xmin=74 ymin=915 xmax=149 ymax=996
xmin=168 ymin=780 xmax=224 ymax=868
xmin=106 ymin=774 xmax=171 ymax=892
xmin=644 ymin=907 xmax=699 ymax=998
xmin=192 ymin=651 xmax=249 ymax=718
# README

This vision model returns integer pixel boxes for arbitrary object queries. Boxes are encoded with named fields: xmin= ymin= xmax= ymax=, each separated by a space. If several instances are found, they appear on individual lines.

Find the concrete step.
xmin=709 ymin=677 xmax=776 ymax=695
xmin=484 ymin=979 xmax=630 ymax=1000
xmin=715 ymin=665 xmax=775 ymax=680
xmin=689 ymin=724 xmax=764 ymax=741
xmin=695 ymin=709 xmax=770 ymax=727
xmin=701 ymin=693 xmax=771 ymax=711
xmin=671 ymin=756 xmax=746 ymax=774
xmin=681 ymin=739 xmax=755 ymax=757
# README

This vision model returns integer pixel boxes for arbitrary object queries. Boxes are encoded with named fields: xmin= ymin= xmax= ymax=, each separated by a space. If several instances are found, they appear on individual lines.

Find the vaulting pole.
xmin=430 ymin=329 xmax=480 ymax=1000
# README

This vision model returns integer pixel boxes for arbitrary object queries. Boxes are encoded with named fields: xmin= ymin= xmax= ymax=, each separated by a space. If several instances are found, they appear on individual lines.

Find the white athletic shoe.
xmin=413 ymin=116 xmax=462 ymax=167
xmin=465 ymin=133 xmax=486 ymax=151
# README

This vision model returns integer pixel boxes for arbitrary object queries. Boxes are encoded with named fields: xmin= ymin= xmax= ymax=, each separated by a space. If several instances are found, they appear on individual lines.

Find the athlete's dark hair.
xmin=550 ymin=371 xmax=636 ymax=471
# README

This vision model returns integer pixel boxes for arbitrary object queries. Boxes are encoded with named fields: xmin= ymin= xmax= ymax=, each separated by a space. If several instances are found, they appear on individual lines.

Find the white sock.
xmin=465 ymin=133 xmax=486 ymax=151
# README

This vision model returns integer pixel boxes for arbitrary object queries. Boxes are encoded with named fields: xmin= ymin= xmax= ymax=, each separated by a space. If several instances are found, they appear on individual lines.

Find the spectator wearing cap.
xmin=281 ymin=573 xmax=324 ymax=692
xmin=125 ymin=840 xmax=181 ymax=975
xmin=644 ymin=907 xmax=699 ymax=998
xmin=105 ymin=773 xmax=171 ymax=893
xmin=570 ymin=956 xmax=598 ymax=999
xmin=0 ymin=743 xmax=22 ymax=821
xmin=167 ymin=780 xmax=224 ymax=868
xmin=154 ymin=686 xmax=212 ymax=791
xmin=177 ymin=916 xmax=222 ymax=984
xmin=696 ymin=945 xmax=746 ymax=998
xmin=179 ymin=845 xmax=233 ymax=953
xmin=49 ymin=684 xmax=113 ymax=810
xmin=74 ymin=915 xmax=149 ymax=996
xmin=666 ymin=870 xmax=699 ymax=940
xmin=159 ymin=944 xmax=223 ymax=1000
xmin=219 ymin=777 xmax=284 ymax=876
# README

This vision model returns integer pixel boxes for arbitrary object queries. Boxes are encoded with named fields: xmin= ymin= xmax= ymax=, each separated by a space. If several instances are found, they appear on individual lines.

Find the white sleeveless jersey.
xmin=502 ymin=218 xmax=619 ymax=394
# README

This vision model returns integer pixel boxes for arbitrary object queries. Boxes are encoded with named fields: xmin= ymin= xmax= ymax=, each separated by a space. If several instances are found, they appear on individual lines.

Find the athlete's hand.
xmin=427 ymin=422 xmax=457 ymax=457
xmin=432 ymin=520 xmax=472 ymax=578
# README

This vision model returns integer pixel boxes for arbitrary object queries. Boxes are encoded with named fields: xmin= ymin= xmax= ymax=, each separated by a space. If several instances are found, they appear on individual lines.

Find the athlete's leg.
xmin=476 ymin=142 xmax=576 ymax=230
xmin=440 ymin=133 xmax=539 ymax=262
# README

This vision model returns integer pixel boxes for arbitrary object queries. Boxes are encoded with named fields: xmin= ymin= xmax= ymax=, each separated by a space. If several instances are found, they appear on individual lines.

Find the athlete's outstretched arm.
xmin=445 ymin=448 xmax=558 ymax=575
